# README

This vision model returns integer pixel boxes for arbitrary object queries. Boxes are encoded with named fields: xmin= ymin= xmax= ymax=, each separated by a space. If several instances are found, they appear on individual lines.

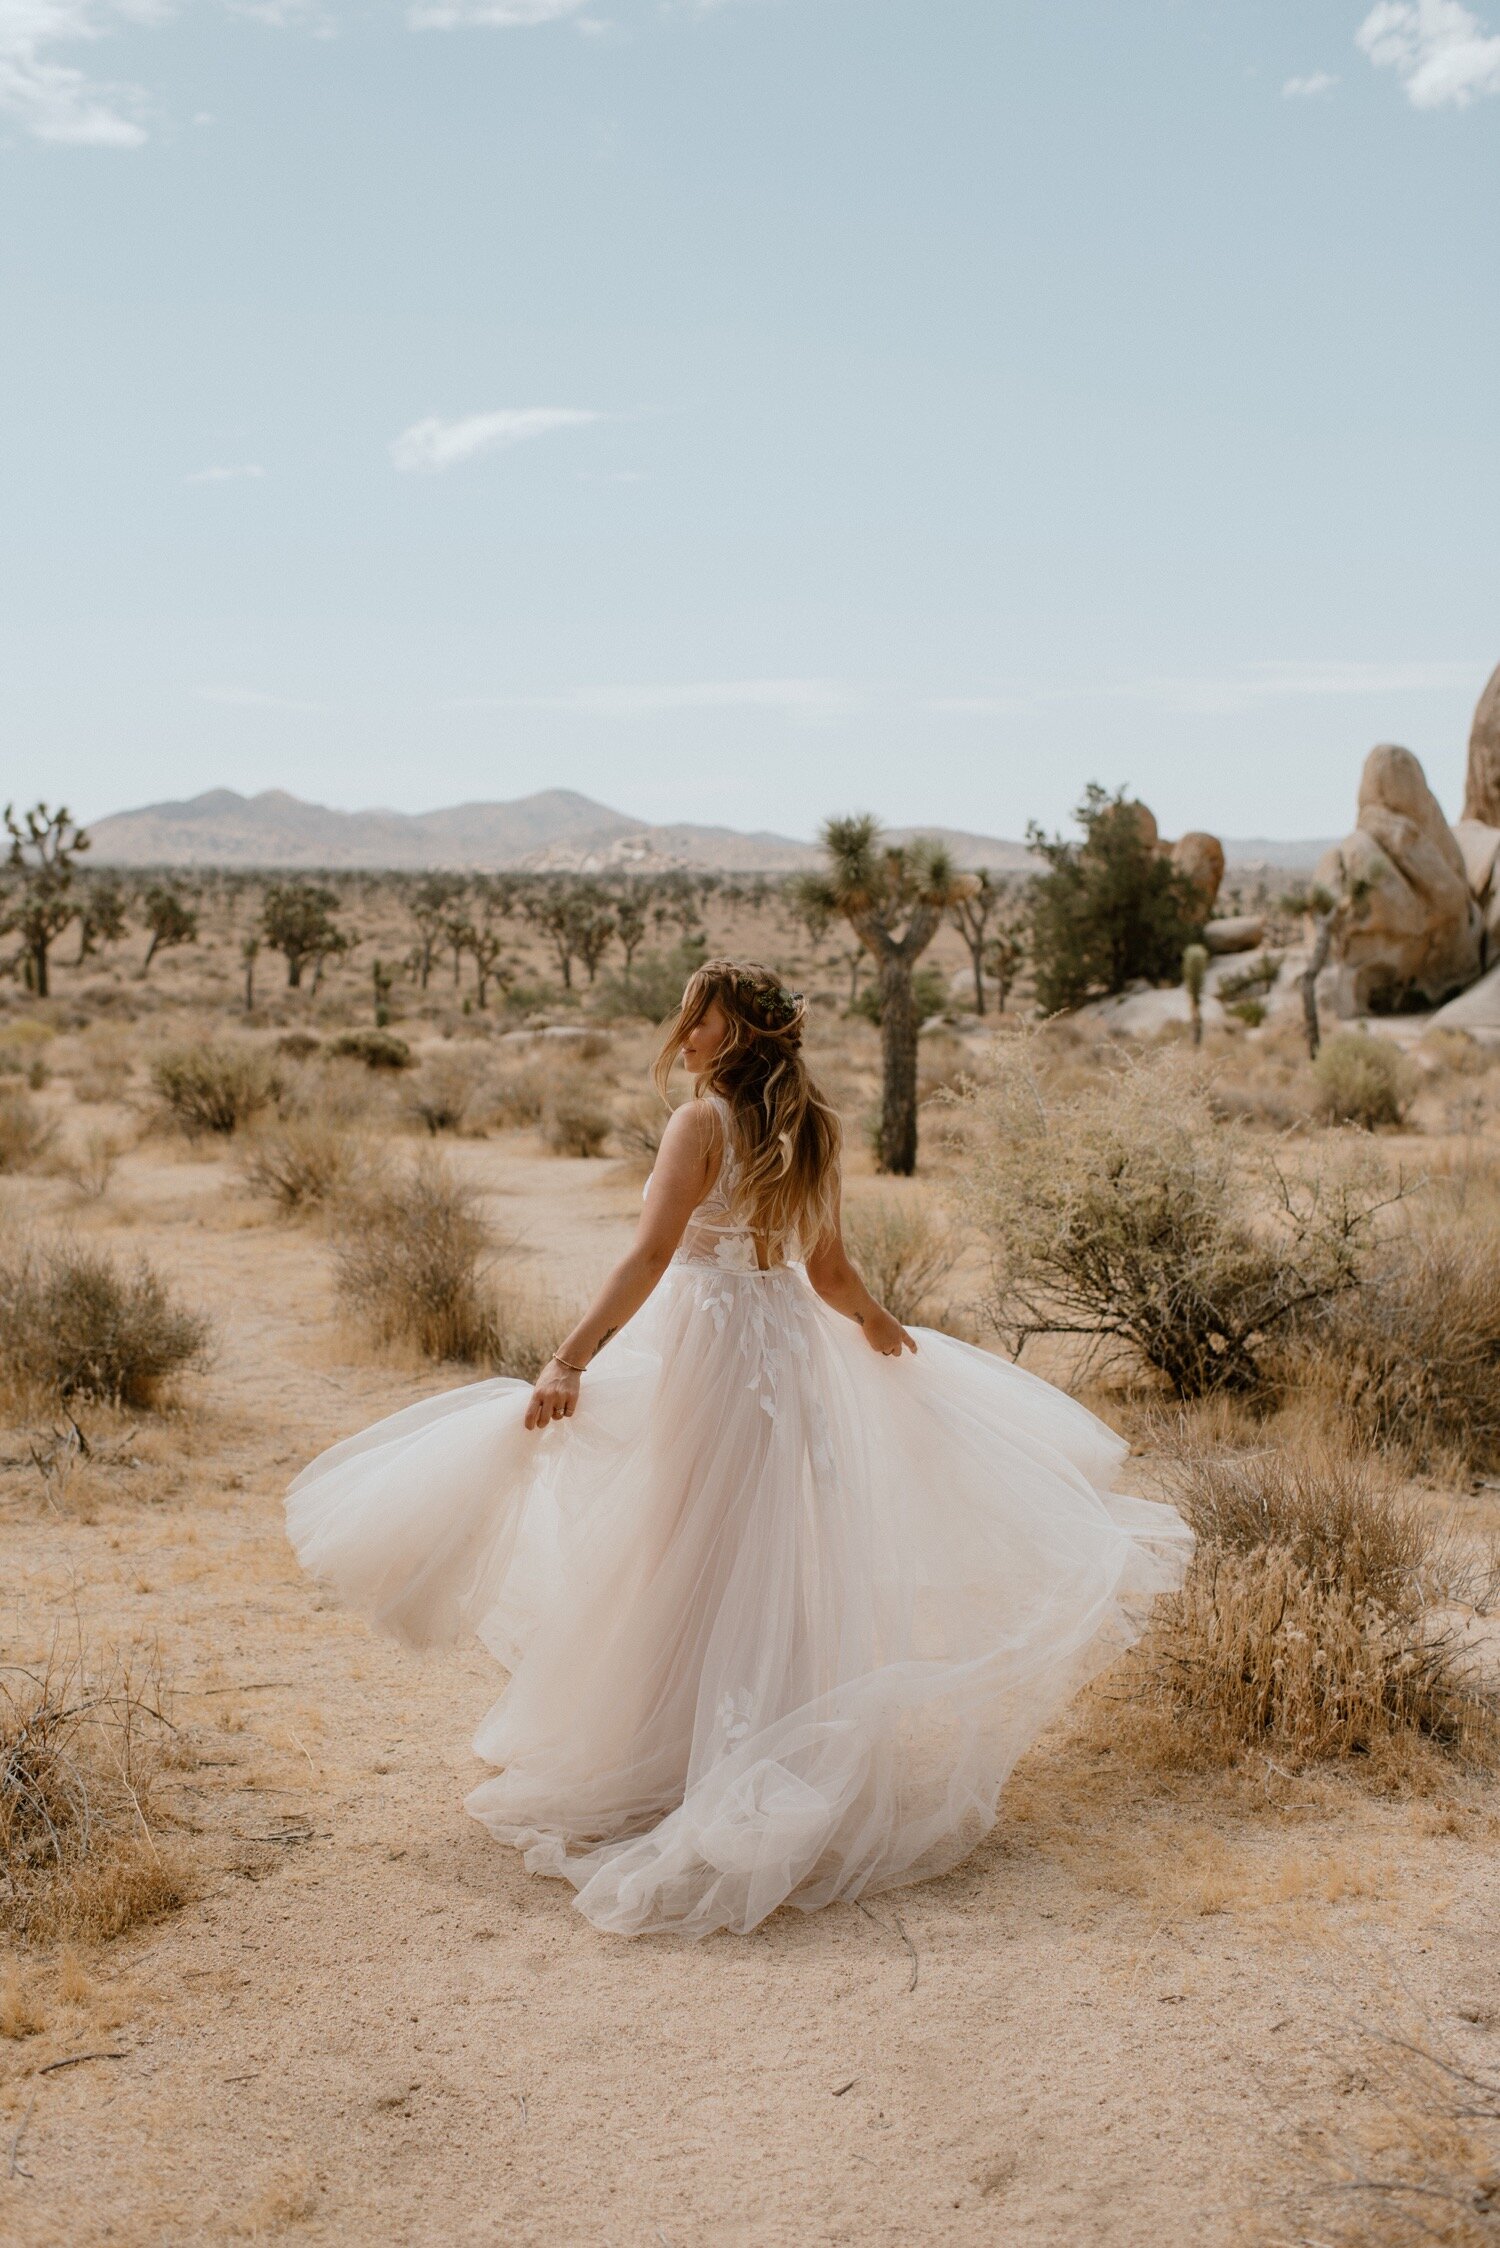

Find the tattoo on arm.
xmin=590 ymin=1327 xmax=618 ymax=1360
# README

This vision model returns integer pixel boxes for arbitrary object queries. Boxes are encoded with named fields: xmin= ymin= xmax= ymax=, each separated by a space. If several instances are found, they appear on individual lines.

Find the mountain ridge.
xmin=80 ymin=787 xmax=1332 ymax=875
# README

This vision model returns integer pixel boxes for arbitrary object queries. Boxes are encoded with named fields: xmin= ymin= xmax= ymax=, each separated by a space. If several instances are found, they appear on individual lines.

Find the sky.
xmin=3 ymin=0 xmax=1499 ymax=845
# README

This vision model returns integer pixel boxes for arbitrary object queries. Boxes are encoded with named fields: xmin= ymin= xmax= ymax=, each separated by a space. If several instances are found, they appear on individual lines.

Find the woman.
xmin=286 ymin=960 xmax=1191 ymax=1939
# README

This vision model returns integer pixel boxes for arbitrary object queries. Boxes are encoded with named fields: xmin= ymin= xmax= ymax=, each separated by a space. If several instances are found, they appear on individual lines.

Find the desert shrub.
xmin=55 ymin=1126 xmax=126 ymax=1200
xmin=0 ymin=1237 xmax=213 ymax=1409
xmin=1304 ymin=1222 xmax=1500 ymax=1474
xmin=1313 ymin=1030 xmax=1418 ymax=1129
xmin=329 ymin=1028 xmax=411 ymax=1071
xmin=481 ymin=1059 xmax=549 ymax=1130
xmin=334 ymin=1154 xmax=499 ymax=1361
xmin=1 ymin=1636 xmax=186 ymax=1942
xmin=591 ymin=946 xmax=701 ymax=1023
xmin=950 ymin=1036 xmax=1395 ymax=1398
xmin=237 ymin=1118 xmax=367 ymax=1216
xmin=844 ymin=1194 xmax=963 ymax=1325
xmin=1215 ymin=952 xmax=1282 ymax=1003
xmin=1134 ymin=1442 xmax=1495 ymax=1767
xmin=405 ymin=1048 xmax=490 ymax=1135
xmin=150 ymin=1041 xmax=279 ymax=1136
xmin=542 ymin=1074 xmax=612 ymax=1157
xmin=276 ymin=1029 xmax=323 ymax=1060
xmin=333 ymin=1153 xmax=567 ymax=1372
xmin=612 ymin=1093 xmax=667 ymax=1166
xmin=0 ymin=1086 xmax=56 ymax=1172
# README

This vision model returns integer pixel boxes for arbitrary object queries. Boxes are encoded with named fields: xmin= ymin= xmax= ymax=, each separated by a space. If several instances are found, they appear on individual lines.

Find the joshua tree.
xmin=948 ymin=868 xmax=1008 ymax=1014
xmin=572 ymin=883 xmax=617 ymax=985
xmin=613 ymin=885 xmax=649 ymax=987
xmin=74 ymin=873 xmax=128 ymax=964
xmin=407 ymin=873 xmax=468 ymax=991
xmin=800 ymin=815 xmax=972 ymax=1175
xmin=241 ymin=935 xmax=260 ymax=1015
xmin=986 ymin=919 xmax=1027 ymax=1015
xmin=140 ymin=883 xmax=200 ymax=972
xmin=1283 ymin=878 xmax=1372 ymax=1059
xmin=1182 ymin=942 xmax=1209 ymax=1047
xmin=2 ymin=802 xmax=90 ymax=998
xmin=372 ymin=956 xmax=395 ymax=1026
xmin=260 ymin=880 xmax=348 ymax=990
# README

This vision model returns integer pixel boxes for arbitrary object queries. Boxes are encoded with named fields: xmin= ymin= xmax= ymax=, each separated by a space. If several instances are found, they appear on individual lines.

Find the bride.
xmin=286 ymin=960 xmax=1192 ymax=1939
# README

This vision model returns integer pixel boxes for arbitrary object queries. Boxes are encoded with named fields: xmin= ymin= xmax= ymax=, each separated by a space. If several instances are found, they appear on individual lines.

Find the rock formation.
xmin=1315 ymin=744 xmax=1482 ymax=1011
xmin=1464 ymin=661 xmax=1500 ymax=826
xmin=1170 ymin=831 xmax=1226 ymax=914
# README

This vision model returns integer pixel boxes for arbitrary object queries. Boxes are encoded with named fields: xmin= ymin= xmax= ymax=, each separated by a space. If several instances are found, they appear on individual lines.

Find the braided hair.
xmin=652 ymin=958 xmax=841 ymax=1251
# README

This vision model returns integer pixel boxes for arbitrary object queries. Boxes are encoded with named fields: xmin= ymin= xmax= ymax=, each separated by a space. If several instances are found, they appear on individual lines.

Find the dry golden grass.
xmin=1 ymin=1633 xmax=189 ymax=1945
xmin=1121 ymin=1440 xmax=1496 ymax=1774
xmin=540 ymin=1069 xmax=613 ymax=1157
xmin=843 ymin=1189 xmax=964 ymax=1326
xmin=151 ymin=1040 xmax=281 ymax=1137
xmin=1274 ymin=2028 xmax=1500 ymax=2248
xmin=0 ymin=1084 xmax=57 ymax=1172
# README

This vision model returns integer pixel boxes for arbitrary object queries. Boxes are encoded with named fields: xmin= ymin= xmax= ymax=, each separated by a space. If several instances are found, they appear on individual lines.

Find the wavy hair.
xmin=652 ymin=959 xmax=842 ymax=1251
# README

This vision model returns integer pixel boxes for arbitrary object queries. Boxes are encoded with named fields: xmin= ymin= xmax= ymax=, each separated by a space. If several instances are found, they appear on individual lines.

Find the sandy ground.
xmin=3 ymin=1134 xmax=1498 ymax=2248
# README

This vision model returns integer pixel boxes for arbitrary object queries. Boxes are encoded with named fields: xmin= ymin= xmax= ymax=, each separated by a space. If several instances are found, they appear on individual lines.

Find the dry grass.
xmin=0 ymin=1085 xmax=57 ymax=1172
xmin=236 ymin=1117 xmax=368 ymax=1216
xmin=1125 ymin=1440 xmax=1496 ymax=1772
xmin=151 ymin=1041 xmax=280 ymax=1137
xmin=52 ymin=1125 xmax=128 ymax=1201
xmin=1 ymin=1633 xmax=188 ymax=1944
xmin=332 ymin=1150 xmax=569 ymax=1375
xmin=1278 ymin=2028 xmax=1500 ymax=2248
xmin=404 ymin=1046 xmax=493 ymax=1135
xmin=843 ymin=1191 xmax=964 ymax=1326
xmin=1299 ymin=1222 xmax=1500 ymax=1477
xmin=0 ymin=1236 xmax=214 ymax=1411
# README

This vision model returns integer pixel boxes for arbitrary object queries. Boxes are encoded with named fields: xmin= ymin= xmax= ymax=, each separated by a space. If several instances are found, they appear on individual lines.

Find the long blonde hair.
xmin=653 ymin=959 xmax=842 ymax=1250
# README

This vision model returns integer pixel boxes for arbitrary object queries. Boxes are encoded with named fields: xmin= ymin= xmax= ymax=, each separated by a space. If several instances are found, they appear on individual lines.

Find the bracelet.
xmin=549 ymin=1353 xmax=588 ymax=1375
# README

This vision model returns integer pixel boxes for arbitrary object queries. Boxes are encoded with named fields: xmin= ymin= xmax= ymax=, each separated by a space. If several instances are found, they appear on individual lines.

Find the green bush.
xmin=1312 ymin=1031 xmax=1418 ymax=1129
xmin=150 ymin=1043 xmax=279 ymax=1136
xmin=1026 ymin=784 xmax=1203 ymax=1014
xmin=0 ymin=1238 xmax=212 ymax=1408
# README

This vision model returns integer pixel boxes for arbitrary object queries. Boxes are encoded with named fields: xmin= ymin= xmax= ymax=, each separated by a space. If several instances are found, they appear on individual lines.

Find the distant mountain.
xmin=84 ymin=788 xmax=1033 ymax=874
xmin=83 ymin=786 xmax=1336 ymax=877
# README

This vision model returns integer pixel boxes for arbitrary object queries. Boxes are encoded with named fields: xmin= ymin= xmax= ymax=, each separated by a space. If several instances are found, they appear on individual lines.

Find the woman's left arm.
xmin=524 ymin=1102 xmax=715 ymax=1429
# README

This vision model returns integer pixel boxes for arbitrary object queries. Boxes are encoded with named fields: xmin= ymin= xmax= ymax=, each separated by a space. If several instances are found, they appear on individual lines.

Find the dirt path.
xmin=3 ymin=1142 xmax=1497 ymax=2247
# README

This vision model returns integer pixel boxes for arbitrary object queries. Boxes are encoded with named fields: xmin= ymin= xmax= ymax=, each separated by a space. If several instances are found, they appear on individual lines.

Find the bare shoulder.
xmin=655 ymin=1098 xmax=720 ymax=1174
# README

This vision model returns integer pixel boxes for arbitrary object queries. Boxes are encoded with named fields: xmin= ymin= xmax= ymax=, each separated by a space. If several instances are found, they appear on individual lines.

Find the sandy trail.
xmin=3 ymin=1140 xmax=1497 ymax=2247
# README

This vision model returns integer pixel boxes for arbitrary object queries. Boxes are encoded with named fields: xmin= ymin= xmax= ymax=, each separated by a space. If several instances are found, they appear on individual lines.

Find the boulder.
xmin=1171 ymin=832 xmax=1226 ymax=914
xmin=1315 ymin=743 xmax=1482 ymax=1012
xmin=1463 ymin=662 xmax=1500 ymax=827
xmin=1453 ymin=817 xmax=1500 ymax=963
xmin=1427 ymin=960 xmax=1500 ymax=1040
xmin=1202 ymin=915 xmax=1264 ymax=955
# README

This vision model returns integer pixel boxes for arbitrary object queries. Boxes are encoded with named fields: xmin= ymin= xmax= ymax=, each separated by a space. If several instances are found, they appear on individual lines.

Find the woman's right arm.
xmin=524 ymin=1101 xmax=717 ymax=1428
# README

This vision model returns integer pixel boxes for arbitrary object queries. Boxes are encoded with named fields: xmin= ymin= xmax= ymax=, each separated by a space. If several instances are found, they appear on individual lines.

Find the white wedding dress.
xmin=286 ymin=1095 xmax=1192 ymax=1939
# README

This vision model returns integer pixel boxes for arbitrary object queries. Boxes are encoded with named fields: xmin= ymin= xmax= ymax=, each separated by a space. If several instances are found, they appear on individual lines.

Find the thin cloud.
xmin=389 ymin=408 xmax=603 ymax=472
xmin=448 ymin=679 xmax=863 ymax=718
xmin=1356 ymin=0 xmax=1500 ymax=107
xmin=185 ymin=463 xmax=266 ymax=484
xmin=407 ymin=0 xmax=589 ymax=28
xmin=0 ymin=0 xmax=151 ymax=146
xmin=1282 ymin=71 xmax=1339 ymax=97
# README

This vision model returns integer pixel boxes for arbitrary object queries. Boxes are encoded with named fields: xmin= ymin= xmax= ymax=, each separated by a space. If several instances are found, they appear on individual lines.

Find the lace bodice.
xmin=655 ymin=1094 xmax=791 ymax=1273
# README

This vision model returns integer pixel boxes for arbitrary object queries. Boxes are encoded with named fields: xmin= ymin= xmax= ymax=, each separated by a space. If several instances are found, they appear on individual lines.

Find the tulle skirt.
xmin=285 ymin=1262 xmax=1192 ymax=1938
